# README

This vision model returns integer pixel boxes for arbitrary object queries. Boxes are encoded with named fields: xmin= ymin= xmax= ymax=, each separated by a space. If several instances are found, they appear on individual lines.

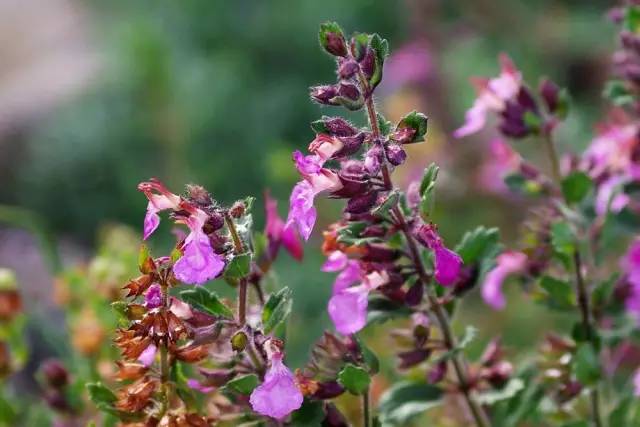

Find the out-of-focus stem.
xmin=159 ymin=281 xmax=170 ymax=416
xmin=225 ymin=213 xmax=248 ymax=326
xmin=357 ymin=66 xmax=490 ymax=426
xmin=542 ymin=132 xmax=602 ymax=427
xmin=363 ymin=387 xmax=371 ymax=427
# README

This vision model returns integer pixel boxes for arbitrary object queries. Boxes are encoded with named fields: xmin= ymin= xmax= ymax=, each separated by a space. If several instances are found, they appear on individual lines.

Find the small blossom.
xmin=138 ymin=180 xmax=181 ymax=240
xmin=265 ymin=191 xmax=303 ymax=261
xmin=250 ymin=353 xmax=303 ymax=420
xmin=174 ymin=230 xmax=225 ymax=285
xmin=454 ymin=54 xmax=522 ymax=138
xmin=328 ymin=285 xmax=370 ymax=335
xmin=144 ymin=284 xmax=162 ymax=309
xmin=137 ymin=344 xmax=157 ymax=367
xmin=414 ymin=224 xmax=463 ymax=286
xmin=481 ymin=251 xmax=528 ymax=310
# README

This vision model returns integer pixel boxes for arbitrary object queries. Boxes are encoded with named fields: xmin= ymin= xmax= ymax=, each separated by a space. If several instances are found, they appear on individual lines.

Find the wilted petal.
xmin=250 ymin=354 xmax=303 ymax=420
xmin=328 ymin=285 xmax=369 ymax=335
xmin=481 ymin=251 xmax=527 ymax=310
xmin=174 ymin=231 xmax=225 ymax=285
xmin=138 ymin=344 xmax=157 ymax=367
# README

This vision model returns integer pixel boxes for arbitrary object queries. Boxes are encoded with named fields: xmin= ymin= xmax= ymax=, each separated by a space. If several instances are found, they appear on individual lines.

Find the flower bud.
xmin=310 ymin=85 xmax=339 ymax=105
xmin=313 ymin=380 xmax=345 ymax=399
xmin=338 ymin=81 xmax=361 ymax=101
xmin=484 ymin=360 xmax=513 ymax=388
xmin=360 ymin=47 xmax=376 ymax=79
xmin=386 ymin=143 xmax=407 ymax=166
xmin=321 ymin=117 xmax=357 ymax=137
xmin=44 ymin=390 xmax=70 ymax=412
xmin=397 ymin=349 xmax=430 ymax=369
xmin=338 ymin=59 xmax=360 ymax=79
xmin=364 ymin=145 xmax=384 ymax=175
xmin=427 ymin=361 xmax=448 ymax=384
xmin=539 ymin=78 xmax=560 ymax=113
xmin=319 ymin=22 xmax=348 ymax=57
xmin=404 ymin=282 xmax=424 ymax=307
xmin=229 ymin=201 xmax=246 ymax=218
xmin=362 ymin=244 xmax=400 ymax=262
xmin=323 ymin=402 xmax=349 ymax=427
xmin=231 ymin=331 xmax=248 ymax=352
xmin=345 ymin=192 xmax=378 ymax=214
xmin=186 ymin=184 xmax=212 ymax=207
xmin=41 ymin=359 xmax=69 ymax=389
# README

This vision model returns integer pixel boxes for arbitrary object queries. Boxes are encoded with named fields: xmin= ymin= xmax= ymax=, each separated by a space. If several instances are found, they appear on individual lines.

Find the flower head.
xmin=250 ymin=351 xmax=303 ymax=420
xmin=481 ymin=251 xmax=528 ymax=310
xmin=414 ymin=224 xmax=463 ymax=286
xmin=174 ymin=230 xmax=225 ymax=285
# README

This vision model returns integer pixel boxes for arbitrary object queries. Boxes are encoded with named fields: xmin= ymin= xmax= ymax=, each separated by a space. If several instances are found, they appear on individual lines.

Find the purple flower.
xmin=138 ymin=343 xmax=157 ymax=367
xmin=138 ymin=180 xmax=181 ymax=240
xmin=322 ymin=251 xmax=349 ymax=272
xmin=174 ymin=230 xmax=225 ymax=285
xmin=634 ymin=368 xmax=640 ymax=396
xmin=332 ymin=260 xmax=362 ymax=293
xmin=454 ymin=54 xmax=522 ymax=139
xmin=249 ymin=353 xmax=303 ymax=420
xmin=595 ymin=175 xmax=630 ymax=216
xmin=414 ymin=224 xmax=463 ymax=286
xmin=481 ymin=251 xmax=528 ymax=310
xmin=144 ymin=284 xmax=162 ymax=309
xmin=265 ymin=191 xmax=303 ymax=261
xmin=477 ymin=139 xmax=521 ymax=194
xmin=328 ymin=285 xmax=370 ymax=335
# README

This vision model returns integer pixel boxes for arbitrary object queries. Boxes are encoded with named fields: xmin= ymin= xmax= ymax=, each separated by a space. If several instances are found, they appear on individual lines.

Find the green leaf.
xmin=435 ymin=326 xmax=477 ymax=362
xmin=87 ymin=382 xmax=117 ymax=406
xmin=290 ymin=399 xmax=325 ymax=426
xmin=561 ymin=171 xmax=592 ymax=204
xmin=369 ymin=34 xmax=389 ymax=89
xmin=178 ymin=287 xmax=234 ymax=319
xmin=224 ymin=253 xmax=251 ymax=280
xmin=224 ymin=374 xmax=259 ymax=395
xmin=476 ymin=378 xmax=525 ymax=405
xmin=419 ymin=163 xmax=439 ymax=195
xmin=338 ymin=364 xmax=371 ymax=395
xmin=625 ymin=6 xmax=640 ymax=32
xmin=454 ymin=227 xmax=500 ymax=265
xmin=603 ymin=80 xmax=635 ymax=107
xmin=111 ymin=301 xmax=128 ymax=325
xmin=378 ymin=382 xmax=444 ymax=425
xmin=337 ymin=221 xmax=381 ymax=246
xmin=396 ymin=111 xmax=428 ymax=143
xmin=609 ymin=396 xmax=633 ymax=427
xmin=377 ymin=113 xmax=393 ymax=135
xmin=503 ymin=172 xmax=543 ymax=196
xmin=572 ymin=344 xmax=600 ymax=385
xmin=372 ymin=190 xmax=399 ymax=218
xmin=262 ymin=287 xmax=293 ymax=334
xmin=310 ymin=119 xmax=328 ymax=134
xmin=539 ymin=276 xmax=575 ymax=310
xmin=551 ymin=221 xmax=575 ymax=257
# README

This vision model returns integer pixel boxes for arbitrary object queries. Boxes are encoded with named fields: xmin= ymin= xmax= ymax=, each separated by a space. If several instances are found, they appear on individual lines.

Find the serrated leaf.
xmin=397 ymin=111 xmax=428 ymax=143
xmin=572 ymin=344 xmax=600 ymax=385
xmin=369 ymin=34 xmax=388 ymax=89
xmin=178 ymin=287 xmax=234 ymax=319
xmin=476 ymin=378 xmax=525 ymax=405
xmin=419 ymin=163 xmax=439 ymax=195
xmin=377 ymin=113 xmax=392 ymax=135
xmin=224 ymin=253 xmax=251 ymax=280
xmin=262 ymin=287 xmax=293 ymax=334
xmin=378 ymin=382 xmax=443 ymax=425
xmin=338 ymin=364 xmax=370 ymax=395
xmin=561 ymin=171 xmax=592 ymax=204
xmin=224 ymin=374 xmax=259 ymax=395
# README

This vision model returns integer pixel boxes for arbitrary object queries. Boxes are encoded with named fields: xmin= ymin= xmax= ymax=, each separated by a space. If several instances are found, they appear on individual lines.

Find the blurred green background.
xmin=0 ymin=0 xmax=619 ymax=406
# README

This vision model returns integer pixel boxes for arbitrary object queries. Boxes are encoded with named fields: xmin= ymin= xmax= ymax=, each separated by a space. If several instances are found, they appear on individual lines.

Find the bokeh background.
xmin=0 ymin=0 xmax=619 ymax=421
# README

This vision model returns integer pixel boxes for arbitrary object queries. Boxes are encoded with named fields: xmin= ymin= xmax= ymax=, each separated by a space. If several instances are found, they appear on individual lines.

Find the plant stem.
xmin=363 ymin=387 xmax=371 ymax=427
xmin=225 ymin=213 xmax=248 ymax=326
xmin=159 ymin=281 xmax=171 ymax=416
xmin=543 ymin=132 xmax=602 ymax=427
xmin=357 ymin=67 xmax=490 ymax=427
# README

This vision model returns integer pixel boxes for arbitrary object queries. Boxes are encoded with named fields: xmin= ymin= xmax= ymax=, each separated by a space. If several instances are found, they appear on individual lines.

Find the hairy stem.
xmin=357 ymin=66 xmax=489 ymax=426
xmin=543 ymin=132 xmax=602 ymax=427
xmin=225 ymin=213 xmax=248 ymax=326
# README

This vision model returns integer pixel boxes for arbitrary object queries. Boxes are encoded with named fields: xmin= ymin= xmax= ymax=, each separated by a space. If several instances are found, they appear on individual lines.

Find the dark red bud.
xmin=427 ymin=361 xmax=448 ymax=384
xmin=397 ymin=349 xmax=431 ymax=369
xmin=338 ymin=59 xmax=360 ymax=79
xmin=360 ymin=48 xmax=376 ymax=79
xmin=41 ymin=359 xmax=69 ymax=389
xmin=386 ymin=143 xmax=407 ymax=166
xmin=404 ymin=282 xmax=424 ymax=307
xmin=345 ymin=191 xmax=378 ymax=214
xmin=323 ymin=117 xmax=357 ymax=137
xmin=324 ymin=32 xmax=348 ymax=57
xmin=310 ymin=85 xmax=339 ymax=105
xmin=338 ymin=81 xmax=361 ymax=101
xmin=313 ymin=380 xmax=345 ymax=399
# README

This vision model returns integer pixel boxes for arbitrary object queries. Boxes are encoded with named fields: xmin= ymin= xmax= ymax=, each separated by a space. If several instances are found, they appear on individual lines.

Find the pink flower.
xmin=584 ymin=122 xmax=639 ymax=180
xmin=138 ymin=343 xmax=157 ymax=367
xmin=634 ymin=368 xmax=640 ymax=396
xmin=477 ymin=139 xmax=521 ymax=194
xmin=174 ymin=211 xmax=225 ymax=285
xmin=250 ymin=352 xmax=303 ymax=420
xmin=308 ymin=134 xmax=344 ymax=161
xmin=286 ymin=151 xmax=343 ymax=240
xmin=454 ymin=54 xmax=522 ymax=138
xmin=622 ymin=239 xmax=640 ymax=287
xmin=265 ymin=191 xmax=303 ymax=261
xmin=322 ymin=251 xmax=349 ymax=272
xmin=144 ymin=284 xmax=162 ymax=309
xmin=414 ymin=224 xmax=463 ymax=286
xmin=327 ymin=269 xmax=387 ymax=335
xmin=138 ymin=180 xmax=181 ymax=240
xmin=595 ymin=175 xmax=630 ymax=216
xmin=481 ymin=251 xmax=528 ymax=310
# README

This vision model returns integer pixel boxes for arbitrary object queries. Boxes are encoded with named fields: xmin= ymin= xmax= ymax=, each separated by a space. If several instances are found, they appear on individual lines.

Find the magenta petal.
xmin=328 ymin=286 xmax=369 ymax=335
xmin=143 ymin=206 xmax=160 ymax=240
xmin=138 ymin=344 xmax=157 ymax=367
xmin=281 ymin=225 xmax=304 ymax=261
xmin=144 ymin=284 xmax=162 ymax=308
xmin=481 ymin=251 xmax=527 ymax=310
xmin=187 ymin=378 xmax=215 ymax=394
xmin=453 ymin=100 xmax=487 ymax=139
xmin=250 ymin=356 xmax=303 ymax=420
xmin=286 ymin=180 xmax=317 ymax=241
xmin=322 ymin=251 xmax=348 ymax=272
xmin=433 ymin=246 xmax=462 ymax=286
xmin=332 ymin=261 xmax=362 ymax=293
xmin=174 ymin=232 xmax=225 ymax=285
xmin=293 ymin=150 xmax=324 ymax=175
